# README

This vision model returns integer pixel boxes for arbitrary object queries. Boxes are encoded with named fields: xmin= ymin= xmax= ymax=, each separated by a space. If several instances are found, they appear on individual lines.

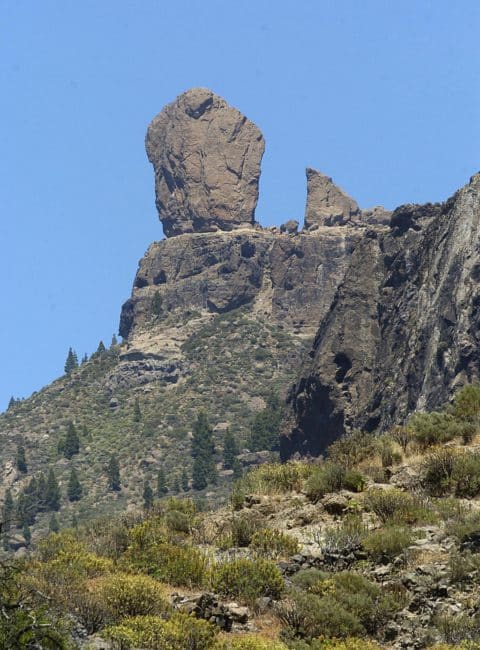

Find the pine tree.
xmin=16 ymin=493 xmax=34 ymax=527
xmin=133 ymin=397 xmax=142 ymax=423
xmin=45 ymin=469 xmax=61 ymax=511
xmin=191 ymin=411 xmax=217 ymax=490
xmin=223 ymin=429 xmax=238 ymax=469
xmin=232 ymin=458 xmax=243 ymax=481
xmin=64 ymin=347 xmax=79 ymax=374
xmin=67 ymin=468 xmax=83 ymax=502
xmin=143 ymin=480 xmax=154 ymax=510
xmin=151 ymin=290 xmax=163 ymax=317
xmin=7 ymin=396 xmax=16 ymax=410
xmin=16 ymin=445 xmax=27 ymax=473
xmin=107 ymin=454 xmax=121 ymax=491
xmin=81 ymin=353 xmax=88 ymax=364
xmin=2 ymin=490 xmax=14 ymax=532
xmin=96 ymin=340 xmax=106 ymax=355
xmin=71 ymin=513 xmax=78 ymax=528
xmin=62 ymin=422 xmax=80 ymax=459
xmin=23 ymin=522 xmax=31 ymax=546
xmin=111 ymin=333 xmax=118 ymax=347
xmin=249 ymin=394 xmax=283 ymax=452
xmin=36 ymin=473 xmax=48 ymax=511
xmin=181 ymin=469 xmax=190 ymax=492
xmin=49 ymin=514 xmax=60 ymax=533
xmin=192 ymin=456 xmax=208 ymax=491
xmin=156 ymin=468 xmax=168 ymax=497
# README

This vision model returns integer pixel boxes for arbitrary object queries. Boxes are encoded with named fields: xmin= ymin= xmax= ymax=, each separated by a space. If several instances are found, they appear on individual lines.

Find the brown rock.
xmin=146 ymin=88 xmax=265 ymax=237
xmin=304 ymin=168 xmax=360 ymax=229
xmin=284 ymin=173 xmax=480 ymax=458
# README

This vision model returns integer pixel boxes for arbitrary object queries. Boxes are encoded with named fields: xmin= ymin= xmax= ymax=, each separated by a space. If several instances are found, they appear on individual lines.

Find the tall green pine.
xmin=249 ymin=394 xmax=283 ymax=452
xmin=191 ymin=411 xmax=217 ymax=490
xmin=62 ymin=422 xmax=80 ymax=459
xmin=64 ymin=347 xmax=79 ymax=374
xmin=156 ymin=468 xmax=168 ymax=497
xmin=2 ymin=489 xmax=14 ymax=535
xmin=16 ymin=445 xmax=27 ymax=473
xmin=49 ymin=514 xmax=60 ymax=533
xmin=107 ymin=454 xmax=121 ymax=491
xmin=181 ymin=469 xmax=190 ymax=492
xmin=45 ymin=469 xmax=61 ymax=511
xmin=222 ymin=429 xmax=238 ymax=469
xmin=67 ymin=468 xmax=83 ymax=502
xmin=143 ymin=480 xmax=154 ymax=510
xmin=133 ymin=397 xmax=142 ymax=423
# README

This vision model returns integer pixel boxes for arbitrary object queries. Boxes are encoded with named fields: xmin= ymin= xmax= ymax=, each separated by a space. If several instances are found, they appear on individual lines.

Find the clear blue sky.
xmin=1 ymin=0 xmax=479 ymax=411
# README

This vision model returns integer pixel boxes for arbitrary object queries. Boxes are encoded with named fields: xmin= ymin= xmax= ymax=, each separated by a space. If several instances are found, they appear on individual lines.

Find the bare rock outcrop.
xmin=304 ymin=168 xmax=360 ymax=229
xmin=146 ymin=88 xmax=265 ymax=237
xmin=283 ymin=173 xmax=480 ymax=458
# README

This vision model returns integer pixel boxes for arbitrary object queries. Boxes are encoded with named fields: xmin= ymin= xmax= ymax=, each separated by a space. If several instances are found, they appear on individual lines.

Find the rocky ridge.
xmin=285 ymin=174 xmax=480 ymax=457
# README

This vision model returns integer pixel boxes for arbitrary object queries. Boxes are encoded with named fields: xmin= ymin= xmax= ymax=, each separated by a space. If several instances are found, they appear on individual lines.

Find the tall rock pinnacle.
xmin=146 ymin=88 xmax=265 ymax=237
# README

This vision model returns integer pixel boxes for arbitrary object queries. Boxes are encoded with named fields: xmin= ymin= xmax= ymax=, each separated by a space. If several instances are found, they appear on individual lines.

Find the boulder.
xmin=146 ymin=88 xmax=265 ymax=237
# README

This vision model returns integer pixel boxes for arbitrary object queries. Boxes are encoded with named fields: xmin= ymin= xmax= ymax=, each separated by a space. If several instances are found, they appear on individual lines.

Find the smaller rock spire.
xmin=304 ymin=168 xmax=360 ymax=229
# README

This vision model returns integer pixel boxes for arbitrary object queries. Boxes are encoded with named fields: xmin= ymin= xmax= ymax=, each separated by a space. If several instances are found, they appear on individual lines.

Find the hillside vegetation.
xmin=4 ymin=384 xmax=480 ymax=648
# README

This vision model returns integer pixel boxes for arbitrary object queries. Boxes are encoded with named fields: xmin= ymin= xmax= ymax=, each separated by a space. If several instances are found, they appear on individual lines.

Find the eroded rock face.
xmin=283 ymin=174 xmax=480 ymax=458
xmin=119 ymin=228 xmax=361 ymax=341
xmin=146 ymin=88 xmax=265 ymax=237
xmin=304 ymin=168 xmax=360 ymax=229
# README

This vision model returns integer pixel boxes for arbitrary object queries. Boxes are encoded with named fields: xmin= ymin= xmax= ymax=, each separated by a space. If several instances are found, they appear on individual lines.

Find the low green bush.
xmin=407 ymin=412 xmax=460 ymax=449
xmin=103 ymin=613 xmax=217 ymax=650
xmin=321 ymin=516 xmax=368 ymax=555
xmin=213 ymin=635 xmax=288 ymax=649
xmin=364 ymin=488 xmax=434 ymax=524
xmin=237 ymin=462 xmax=311 ymax=496
xmin=210 ymin=558 xmax=284 ymax=604
xmin=121 ymin=541 xmax=206 ymax=587
xmin=230 ymin=512 xmax=265 ymax=547
xmin=249 ymin=528 xmax=299 ymax=558
xmin=305 ymin=463 xmax=364 ymax=502
xmin=362 ymin=525 xmax=412 ymax=561
xmin=327 ymin=431 xmax=378 ymax=468
xmin=281 ymin=570 xmax=401 ymax=640
xmin=423 ymin=450 xmax=480 ymax=497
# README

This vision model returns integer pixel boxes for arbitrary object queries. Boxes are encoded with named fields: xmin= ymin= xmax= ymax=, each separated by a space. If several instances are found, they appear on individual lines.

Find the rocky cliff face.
xmin=118 ymin=88 xmax=374 ymax=390
xmin=283 ymin=174 xmax=480 ymax=458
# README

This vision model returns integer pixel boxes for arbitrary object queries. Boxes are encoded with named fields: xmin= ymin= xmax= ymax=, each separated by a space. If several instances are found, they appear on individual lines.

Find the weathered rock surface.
xmin=146 ymin=88 xmax=264 ymax=237
xmin=283 ymin=173 xmax=480 ymax=458
xmin=304 ymin=168 xmax=360 ymax=229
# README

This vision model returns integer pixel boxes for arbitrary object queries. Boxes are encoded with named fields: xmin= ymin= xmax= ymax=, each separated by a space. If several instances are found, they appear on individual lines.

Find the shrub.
xmin=448 ymin=550 xmax=480 ymax=584
xmin=423 ymin=449 xmax=480 ymax=497
xmin=362 ymin=525 xmax=412 ymax=561
xmin=210 ymin=558 xmax=284 ymax=604
xmin=121 ymin=541 xmax=206 ymax=587
xmin=407 ymin=411 xmax=460 ymax=449
xmin=249 ymin=528 xmax=299 ymax=558
xmin=103 ymin=613 xmax=217 ymax=650
xmin=238 ymin=463 xmax=311 ymax=495
xmin=434 ymin=613 xmax=480 ymax=645
xmin=320 ymin=516 xmax=368 ymax=555
xmin=305 ymin=463 xmax=364 ymax=502
xmin=281 ymin=571 xmax=401 ymax=640
xmin=91 ymin=573 xmax=171 ymax=620
xmin=451 ymin=452 xmax=480 ymax=497
xmin=364 ymin=488 xmax=433 ymax=524
xmin=164 ymin=509 xmax=191 ymax=534
xmin=230 ymin=511 xmax=265 ymax=547
xmin=214 ymin=635 xmax=288 ymax=649
xmin=327 ymin=431 xmax=378 ymax=468
xmin=422 ymin=449 xmax=457 ymax=495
